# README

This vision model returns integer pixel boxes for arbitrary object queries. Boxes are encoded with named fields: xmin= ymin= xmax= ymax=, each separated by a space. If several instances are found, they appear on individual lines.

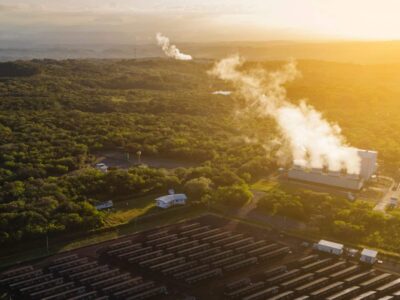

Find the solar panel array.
xmin=222 ymin=253 xmax=400 ymax=300
xmin=2 ymin=218 xmax=400 ymax=299
xmin=0 ymin=251 xmax=166 ymax=300
xmin=104 ymin=222 xmax=291 ymax=287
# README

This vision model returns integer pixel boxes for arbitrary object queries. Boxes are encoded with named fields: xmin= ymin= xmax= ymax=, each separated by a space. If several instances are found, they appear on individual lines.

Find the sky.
xmin=1 ymin=0 xmax=400 ymax=46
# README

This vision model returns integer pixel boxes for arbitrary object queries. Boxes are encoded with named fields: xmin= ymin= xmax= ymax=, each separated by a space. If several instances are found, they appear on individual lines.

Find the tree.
xmin=214 ymin=184 xmax=253 ymax=207
xmin=183 ymin=177 xmax=212 ymax=200
xmin=332 ymin=220 xmax=365 ymax=242
xmin=258 ymin=189 xmax=305 ymax=220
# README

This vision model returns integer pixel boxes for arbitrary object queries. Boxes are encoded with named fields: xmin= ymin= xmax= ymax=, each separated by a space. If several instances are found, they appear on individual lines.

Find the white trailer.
xmin=314 ymin=240 xmax=343 ymax=255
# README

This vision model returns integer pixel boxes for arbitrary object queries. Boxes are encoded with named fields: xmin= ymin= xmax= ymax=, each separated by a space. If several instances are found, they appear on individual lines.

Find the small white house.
xmin=360 ymin=248 xmax=378 ymax=264
xmin=95 ymin=200 xmax=113 ymax=211
xmin=95 ymin=163 xmax=108 ymax=173
xmin=155 ymin=194 xmax=187 ymax=209
xmin=314 ymin=240 xmax=344 ymax=255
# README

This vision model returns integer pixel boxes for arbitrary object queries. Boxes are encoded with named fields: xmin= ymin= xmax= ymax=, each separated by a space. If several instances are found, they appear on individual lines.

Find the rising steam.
xmin=209 ymin=55 xmax=361 ymax=174
xmin=156 ymin=33 xmax=192 ymax=61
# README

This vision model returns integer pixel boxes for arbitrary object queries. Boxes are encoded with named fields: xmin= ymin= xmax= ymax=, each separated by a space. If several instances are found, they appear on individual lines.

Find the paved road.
xmin=374 ymin=176 xmax=399 ymax=212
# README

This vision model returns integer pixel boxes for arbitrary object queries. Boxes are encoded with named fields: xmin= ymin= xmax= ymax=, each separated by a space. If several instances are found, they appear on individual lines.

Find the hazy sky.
xmin=1 ymin=0 xmax=400 ymax=46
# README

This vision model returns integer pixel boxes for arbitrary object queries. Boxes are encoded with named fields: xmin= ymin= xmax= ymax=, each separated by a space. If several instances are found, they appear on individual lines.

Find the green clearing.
xmin=103 ymin=193 xmax=158 ymax=227
xmin=251 ymin=179 xmax=280 ymax=192
xmin=252 ymin=178 xmax=314 ymax=195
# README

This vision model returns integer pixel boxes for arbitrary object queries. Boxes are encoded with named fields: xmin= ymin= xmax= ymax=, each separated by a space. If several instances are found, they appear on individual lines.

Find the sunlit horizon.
xmin=1 ymin=0 xmax=400 ymax=45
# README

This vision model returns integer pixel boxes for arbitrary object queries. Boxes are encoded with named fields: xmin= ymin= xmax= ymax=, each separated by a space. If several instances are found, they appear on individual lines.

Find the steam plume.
xmin=212 ymin=90 xmax=232 ymax=96
xmin=156 ymin=33 xmax=192 ymax=61
xmin=209 ymin=55 xmax=361 ymax=174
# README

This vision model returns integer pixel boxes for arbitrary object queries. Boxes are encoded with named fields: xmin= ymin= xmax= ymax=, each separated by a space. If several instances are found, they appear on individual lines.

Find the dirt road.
xmin=374 ymin=176 xmax=399 ymax=212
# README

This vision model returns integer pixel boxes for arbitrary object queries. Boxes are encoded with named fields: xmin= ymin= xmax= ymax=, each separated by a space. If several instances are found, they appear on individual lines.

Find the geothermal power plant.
xmin=288 ymin=150 xmax=377 ymax=190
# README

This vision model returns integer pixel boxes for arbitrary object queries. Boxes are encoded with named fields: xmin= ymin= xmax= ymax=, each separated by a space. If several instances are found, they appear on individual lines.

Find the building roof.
xmin=95 ymin=200 xmax=113 ymax=210
xmin=361 ymin=248 xmax=378 ymax=258
xmin=358 ymin=149 xmax=378 ymax=155
xmin=156 ymin=193 xmax=187 ymax=204
xmin=318 ymin=240 xmax=344 ymax=250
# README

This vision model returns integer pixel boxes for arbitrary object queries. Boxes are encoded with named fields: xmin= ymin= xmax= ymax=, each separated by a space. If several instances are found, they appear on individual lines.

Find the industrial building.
xmin=288 ymin=149 xmax=377 ymax=190
xmin=314 ymin=240 xmax=344 ymax=256
xmin=360 ymin=248 xmax=378 ymax=264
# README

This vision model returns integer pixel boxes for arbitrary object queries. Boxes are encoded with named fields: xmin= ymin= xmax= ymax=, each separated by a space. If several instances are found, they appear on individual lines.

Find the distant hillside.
xmin=186 ymin=41 xmax=400 ymax=64
xmin=3 ymin=41 xmax=400 ymax=64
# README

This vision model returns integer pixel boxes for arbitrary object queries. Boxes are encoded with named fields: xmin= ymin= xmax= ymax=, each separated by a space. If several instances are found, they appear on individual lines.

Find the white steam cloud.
xmin=212 ymin=90 xmax=232 ymax=96
xmin=156 ymin=33 xmax=192 ymax=61
xmin=209 ymin=55 xmax=361 ymax=174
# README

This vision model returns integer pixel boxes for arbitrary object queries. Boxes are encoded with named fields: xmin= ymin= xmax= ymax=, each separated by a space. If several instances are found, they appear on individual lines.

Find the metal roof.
xmin=156 ymin=194 xmax=187 ymax=204
xmin=361 ymin=248 xmax=378 ymax=257
xmin=318 ymin=240 xmax=344 ymax=250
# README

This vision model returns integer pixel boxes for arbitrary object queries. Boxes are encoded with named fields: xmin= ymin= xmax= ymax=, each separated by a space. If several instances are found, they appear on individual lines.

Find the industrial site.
xmin=2 ymin=215 xmax=400 ymax=300
xmin=4 ymin=1 xmax=400 ymax=300
xmin=288 ymin=149 xmax=378 ymax=191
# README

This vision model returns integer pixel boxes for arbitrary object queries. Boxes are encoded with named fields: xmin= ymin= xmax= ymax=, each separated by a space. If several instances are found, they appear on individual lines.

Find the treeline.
xmin=258 ymin=188 xmax=400 ymax=252
xmin=0 ymin=61 xmax=41 ymax=77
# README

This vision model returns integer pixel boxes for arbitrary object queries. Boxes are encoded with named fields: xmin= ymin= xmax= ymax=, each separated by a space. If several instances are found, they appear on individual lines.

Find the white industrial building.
xmin=288 ymin=149 xmax=377 ymax=190
xmin=358 ymin=150 xmax=378 ymax=180
xmin=314 ymin=240 xmax=344 ymax=256
xmin=155 ymin=194 xmax=187 ymax=209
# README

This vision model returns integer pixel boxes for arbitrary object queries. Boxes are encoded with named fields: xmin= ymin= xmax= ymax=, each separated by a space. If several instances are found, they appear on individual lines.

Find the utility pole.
xmin=46 ymin=223 xmax=49 ymax=253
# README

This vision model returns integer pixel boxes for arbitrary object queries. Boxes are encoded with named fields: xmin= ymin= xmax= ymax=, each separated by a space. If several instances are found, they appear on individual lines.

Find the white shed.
xmin=314 ymin=240 xmax=344 ymax=255
xmin=95 ymin=163 xmax=108 ymax=173
xmin=360 ymin=248 xmax=378 ymax=264
xmin=155 ymin=194 xmax=187 ymax=209
xmin=95 ymin=200 xmax=113 ymax=211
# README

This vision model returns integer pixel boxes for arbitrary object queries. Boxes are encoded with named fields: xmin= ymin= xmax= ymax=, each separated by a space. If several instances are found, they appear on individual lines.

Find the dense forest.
xmin=1 ymin=58 xmax=400 ymax=248
xmin=258 ymin=188 xmax=400 ymax=252
xmin=0 ymin=59 xmax=271 ymax=244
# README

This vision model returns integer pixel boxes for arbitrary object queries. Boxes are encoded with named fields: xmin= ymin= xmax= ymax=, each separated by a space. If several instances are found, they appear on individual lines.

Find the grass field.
xmin=103 ymin=193 xmax=158 ymax=227
xmin=251 ymin=178 xmax=306 ymax=195
xmin=251 ymin=179 xmax=280 ymax=192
